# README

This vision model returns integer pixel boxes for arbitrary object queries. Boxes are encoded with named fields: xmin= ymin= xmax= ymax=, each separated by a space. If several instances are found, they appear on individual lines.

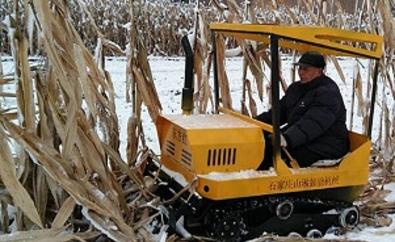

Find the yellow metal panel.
xmin=197 ymin=167 xmax=368 ymax=200
xmin=188 ymin=128 xmax=264 ymax=173
xmin=194 ymin=131 xmax=370 ymax=200
xmin=157 ymin=112 xmax=371 ymax=201
xmin=161 ymin=155 xmax=196 ymax=183
xmin=219 ymin=108 xmax=292 ymax=175
xmin=210 ymin=23 xmax=383 ymax=59
xmin=339 ymin=132 xmax=371 ymax=170
xmin=156 ymin=113 xmax=265 ymax=178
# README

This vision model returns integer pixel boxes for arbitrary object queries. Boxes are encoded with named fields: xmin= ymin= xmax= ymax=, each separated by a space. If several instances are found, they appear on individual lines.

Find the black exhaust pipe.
xmin=181 ymin=35 xmax=194 ymax=115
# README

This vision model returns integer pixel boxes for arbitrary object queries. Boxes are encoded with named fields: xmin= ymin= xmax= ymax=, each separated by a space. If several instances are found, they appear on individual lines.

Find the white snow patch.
xmin=199 ymin=168 xmax=276 ymax=181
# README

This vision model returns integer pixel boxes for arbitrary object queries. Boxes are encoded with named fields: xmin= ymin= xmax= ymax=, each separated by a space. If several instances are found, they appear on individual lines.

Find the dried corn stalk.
xmin=0 ymin=1 xmax=162 ymax=241
xmin=126 ymin=2 xmax=161 ymax=123
xmin=354 ymin=63 xmax=366 ymax=119
xmin=242 ymin=42 xmax=264 ymax=101
xmin=194 ymin=8 xmax=214 ymax=113
xmin=215 ymin=34 xmax=233 ymax=109
xmin=329 ymin=56 xmax=346 ymax=84
xmin=245 ymin=79 xmax=257 ymax=117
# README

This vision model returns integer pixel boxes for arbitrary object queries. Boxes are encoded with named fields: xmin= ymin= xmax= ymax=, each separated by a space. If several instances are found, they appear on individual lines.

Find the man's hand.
xmin=280 ymin=134 xmax=287 ymax=147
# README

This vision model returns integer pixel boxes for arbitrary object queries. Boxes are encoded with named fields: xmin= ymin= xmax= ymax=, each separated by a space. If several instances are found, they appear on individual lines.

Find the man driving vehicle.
xmin=255 ymin=51 xmax=349 ymax=169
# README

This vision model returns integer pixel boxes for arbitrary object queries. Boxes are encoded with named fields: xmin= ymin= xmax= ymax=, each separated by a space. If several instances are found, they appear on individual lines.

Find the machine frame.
xmin=156 ymin=23 xmax=383 ymax=200
xmin=150 ymin=23 xmax=384 ymax=240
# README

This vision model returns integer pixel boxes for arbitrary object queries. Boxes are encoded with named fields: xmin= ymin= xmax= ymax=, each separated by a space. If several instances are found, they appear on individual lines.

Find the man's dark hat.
xmin=294 ymin=51 xmax=326 ymax=68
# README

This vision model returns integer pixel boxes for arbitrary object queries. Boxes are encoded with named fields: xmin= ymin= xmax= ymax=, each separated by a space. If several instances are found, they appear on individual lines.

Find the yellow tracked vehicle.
xmin=146 ymin=23 xmax=383 ymax=241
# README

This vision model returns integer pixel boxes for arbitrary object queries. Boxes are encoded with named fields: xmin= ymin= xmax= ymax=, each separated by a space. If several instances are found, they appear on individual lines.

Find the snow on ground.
xmin=1 ymin=55 xmax=394 ymax=241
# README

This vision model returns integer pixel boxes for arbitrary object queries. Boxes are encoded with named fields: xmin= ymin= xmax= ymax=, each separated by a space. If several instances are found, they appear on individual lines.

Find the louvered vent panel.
xmin=166 ymin=141 xmax=175 ymax=156
xmin=181 ymin=149 xmax=192 ymax=166
xmin=207 ymin=148 xmax=237 ymax=166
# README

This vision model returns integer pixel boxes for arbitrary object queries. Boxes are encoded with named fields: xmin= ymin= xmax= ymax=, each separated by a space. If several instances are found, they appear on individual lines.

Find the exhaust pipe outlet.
xmin=181 ymin=35 xmax=194 ymax=115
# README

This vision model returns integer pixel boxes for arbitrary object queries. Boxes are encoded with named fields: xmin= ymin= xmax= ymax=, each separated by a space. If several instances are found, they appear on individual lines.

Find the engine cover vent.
xmin=207 ymin=148 xmax=236 ymax=166
xmin=166 ymin=141 xmax=175 ymax=156
xmin=181 ymin=149 xmax=192 ymax=166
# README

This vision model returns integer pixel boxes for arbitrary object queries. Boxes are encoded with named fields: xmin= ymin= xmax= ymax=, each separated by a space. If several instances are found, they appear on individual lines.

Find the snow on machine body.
xmin=147 ymin=23 xmax=383 ymax=241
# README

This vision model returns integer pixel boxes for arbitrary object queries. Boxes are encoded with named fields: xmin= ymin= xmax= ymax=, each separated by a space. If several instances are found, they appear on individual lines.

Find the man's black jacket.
xmin=255 ymin=75 xmax=349 ymax=159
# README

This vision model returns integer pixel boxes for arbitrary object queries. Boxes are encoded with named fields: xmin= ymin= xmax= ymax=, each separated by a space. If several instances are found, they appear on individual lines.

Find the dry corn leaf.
xmin=378 ymin=1 xmax=395 ymax=50
xmin=241 ymin=59 xmax=249 ymax=115
xmin=1 ymin=200 xmax=10 ymax=233
xmin=355 ymin=65 xmax=366 ymax=118
xmin=194 ymin=44 xmax=204 ymax=95
xmin=382 ymin=100 xmax=392 ymax=161
xmin=33 ymin=166 xmax=49 ymax=222
xmin=0 ymin=118 xmax=115 ymax=218
xmin=127 ymin=115 xmax=139 ymax=165
xmin=132 ymin=66 xmax=161 ymax=122
xmin=35 ymin=72 xmax=55 ymax=144
xmin=81 ymin=208 xmax=134 ymax=242
xmin=385 ymin=65 xmax=395 ymax=100
xmin=0 ymin=111 xmax=17 ymax=121
xmin=245 ymin=79 xmax=257 ymax=117
xmin=197 ymin=56 xmax=213 ymax=113
xmin=215 ymin=34 xmax=232 ymax=109
xmin=0 ymin=228 xmax=83 ymax=242
xmin=15 ymin=30 xmax=35 ymax=132
xmin=74 ymin=45 xmax=97 ymax=118
xmin=74 ymin=131 xmax=123 ymax=212
xmin=242 ymin=43 xmax=264 ymax=101
xmin=75 ymin=118 xmax=110 ymax=180
xmin=0 ymin=126 xmax=43 ymax=228
xmin=254 ymin=234 xmax=366 ymax=242
xmin=102 ymin=143 xmax=145 ymax=188
xmin=0 ymin=92 xmax=17 ymax=97
xmin=0 ymin=78 xmax=9 ymax=85
xmin=372 ymin=215 xmax=393 ymax=227
xmin=51 ymin=196 xmax=76 ymax=229
xmin=102 ymin=38 xmax=124 ymax=55
xmin=329 ymin=56 xmax=346 ymax=83
xmin=74 ymin=230 xmax=101 ymax=240
xmin=75 ymin=0 xmax=102 ymax=36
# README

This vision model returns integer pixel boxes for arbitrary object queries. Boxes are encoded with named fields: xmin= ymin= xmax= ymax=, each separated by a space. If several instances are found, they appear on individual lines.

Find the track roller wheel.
xmin=275 ymin=200 xmax=294 ymax=220
xmin=306 ymin=229 xmax=323 ymax=238
xmin=339 ymin=206 xmax=359 ymax=228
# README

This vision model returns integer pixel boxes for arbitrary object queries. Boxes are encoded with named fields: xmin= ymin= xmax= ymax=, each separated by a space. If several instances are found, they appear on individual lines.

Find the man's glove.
xmin=266 ymin=133 xmax=287 ymax=147
xmin=280 ymin=134 xmax=287 ymax=147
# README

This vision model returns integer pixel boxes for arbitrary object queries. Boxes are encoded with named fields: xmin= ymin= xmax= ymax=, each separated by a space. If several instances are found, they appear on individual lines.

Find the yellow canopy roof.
xmin=210 ymin=23 xmax=383 ymax=59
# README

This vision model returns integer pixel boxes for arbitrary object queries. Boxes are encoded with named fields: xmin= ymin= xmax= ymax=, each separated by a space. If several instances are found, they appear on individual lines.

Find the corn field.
xmin=0 ymin=0 xmax=394 ymax=241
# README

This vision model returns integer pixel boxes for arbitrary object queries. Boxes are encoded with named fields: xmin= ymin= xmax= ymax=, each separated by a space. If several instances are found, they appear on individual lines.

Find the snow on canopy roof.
xmin=210 ymin=23 xmax=383 ymax=59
